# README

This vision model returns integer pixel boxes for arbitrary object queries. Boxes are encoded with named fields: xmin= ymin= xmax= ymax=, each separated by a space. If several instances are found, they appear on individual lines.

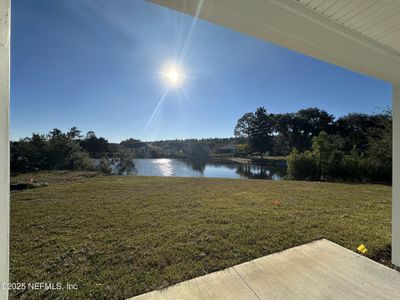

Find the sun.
xmin=162 ymin=64 xmax=184 ymax=87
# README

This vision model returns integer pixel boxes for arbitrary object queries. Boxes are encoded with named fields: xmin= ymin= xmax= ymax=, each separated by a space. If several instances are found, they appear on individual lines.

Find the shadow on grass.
xmin=370 ymin=244 xmax=399 ymax=270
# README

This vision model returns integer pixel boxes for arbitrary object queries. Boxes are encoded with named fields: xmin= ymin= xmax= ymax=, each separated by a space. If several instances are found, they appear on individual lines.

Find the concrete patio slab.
xmin=130 ymin=239 xmax=400 ymax=300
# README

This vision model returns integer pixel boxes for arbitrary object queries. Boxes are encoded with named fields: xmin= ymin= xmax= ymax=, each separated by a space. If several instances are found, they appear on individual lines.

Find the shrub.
xmin=11 ymin=128 xmax=94 ymax=173
xmin=98 ymin=157 xmax=112 ymax=174
xmin=287 ymin=148 xmax=319 ymax=180
xmin=67 ymin=147 xmax=93 ymax=170
xmin=110 ymin=151 xmax=135 ymax=175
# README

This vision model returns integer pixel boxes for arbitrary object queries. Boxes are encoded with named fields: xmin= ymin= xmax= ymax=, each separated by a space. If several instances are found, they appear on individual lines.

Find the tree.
xmin=271 ymin=113 xmax=293 ymax=155
xmin=312 ymin=131 xmax=343 ymax=180
xmin=120 ymin=138 xmax=144 ymax=149
xmin=188 ymin=143 xmax=210 ymax=172
xmin=10 ymin=128 xmax=93 ymax=172
xmin=247 ymin=107 xmax=274 ymax=158
xmin=234 ymin=112 xmax=255 ymax=138
xmin=364 ymin=110 xmax=392 ymax=182
xmin=335 ymin=113 xmax=384 ymax=152
xmin=80 ymin=132 xmax=109 ymax=156
xmin=287 ymin=148 xmax=319 ymax=180
xmin=10 ymin=134 xmax=47 ymax=172
xmin=297 ymin=108 xmax=334 ymax=136
xmin=110 ymin=151 xmax=135 ymax=175
xmin=235 ymin=108 xmax=274 ymax=157
xmin=288 ymin=108 xmax=334 ymax=151
xmin=67 ymin=127 xmax=82 ymax=140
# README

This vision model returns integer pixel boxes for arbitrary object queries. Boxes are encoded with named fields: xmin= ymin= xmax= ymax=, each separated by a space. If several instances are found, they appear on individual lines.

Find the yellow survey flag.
xmin=357 ymin=244 xmax=368 ymax=254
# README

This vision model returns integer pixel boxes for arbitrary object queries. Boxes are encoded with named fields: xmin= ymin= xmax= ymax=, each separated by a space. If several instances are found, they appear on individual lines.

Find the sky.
xmin=11 ymin=0 xmax=392 ymax=142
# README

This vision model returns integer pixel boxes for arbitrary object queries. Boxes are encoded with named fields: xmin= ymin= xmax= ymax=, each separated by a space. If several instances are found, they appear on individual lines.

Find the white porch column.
xmin=0 ymin=0 xmax=10 ymax=298
xmin=393 ymin=82 xmax=400 ymax=267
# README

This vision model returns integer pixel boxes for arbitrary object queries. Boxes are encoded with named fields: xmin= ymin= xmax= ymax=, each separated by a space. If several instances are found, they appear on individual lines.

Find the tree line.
xmin=235 ymin=107 xmax=392 ymax=183
xmin=11 ymin=127 xmax=117 ymax=174
xmin=11 ymin=106 xmax=392 ymax=183
xmin=10 ymin=128 xmax=235 ymax=173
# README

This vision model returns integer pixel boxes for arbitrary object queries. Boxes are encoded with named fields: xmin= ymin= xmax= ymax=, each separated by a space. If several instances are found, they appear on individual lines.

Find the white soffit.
xmin=150 ymin=0 xmax=400 ymax=83
xmin=296 ymin=0 xmax=400 ymax=56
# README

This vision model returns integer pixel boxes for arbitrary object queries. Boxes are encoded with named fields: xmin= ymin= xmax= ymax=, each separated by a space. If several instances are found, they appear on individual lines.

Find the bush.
xmin=287 ymin=148 xmax=319 ymax=180
xmin=67 ymin=147 xmax=93 ymax=170
xmin=288 ymin=131 xmax=391 ymax=183
xmin=110 ymin=151 xmax=135 ymax=175
xmin=11 ymin=128 xmax=94 ymax=173
xmin=98 ymin=157 xmax=112 ymax=174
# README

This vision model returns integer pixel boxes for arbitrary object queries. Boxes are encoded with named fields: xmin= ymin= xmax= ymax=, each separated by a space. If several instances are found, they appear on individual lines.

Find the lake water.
xmin=114 ymin=158 xmax=286 ymax=180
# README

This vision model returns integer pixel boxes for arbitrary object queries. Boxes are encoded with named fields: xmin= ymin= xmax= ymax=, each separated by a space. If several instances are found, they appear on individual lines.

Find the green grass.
xmin=10 ymin=174 xmax=391 ymax=299
xmin=11 ymin=170 xmax=100 ymax=185
xmin=250 ymin=156 xmax=287 ymax=165
xmin=251 ymin=155 xmax=287 ymax=161
xmin=222 ymin=156 xmax=287 ymax=165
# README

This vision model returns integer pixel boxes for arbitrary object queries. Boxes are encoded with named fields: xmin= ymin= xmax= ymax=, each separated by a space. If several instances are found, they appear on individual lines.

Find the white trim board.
xmin=393 ymin=82 xmax=400 ymax=267
xmin=0 ymin=0 xmax=10 ymax=299
xmin=150 ymin=0 xmax=400 ymax=83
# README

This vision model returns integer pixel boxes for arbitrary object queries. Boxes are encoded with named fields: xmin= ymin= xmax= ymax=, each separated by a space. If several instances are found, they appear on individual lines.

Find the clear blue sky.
xmin=11 ymin=0 xmax=392 ymax=142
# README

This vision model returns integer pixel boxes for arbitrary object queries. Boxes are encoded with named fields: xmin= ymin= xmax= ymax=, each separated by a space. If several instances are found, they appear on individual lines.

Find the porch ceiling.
xmin=296 ymin=0 xmax=400 ymax=57
xmin=149 ymin=0 xmax=400 ymax=83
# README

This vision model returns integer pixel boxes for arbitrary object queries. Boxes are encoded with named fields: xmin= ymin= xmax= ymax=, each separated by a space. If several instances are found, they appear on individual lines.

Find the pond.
xmin=105 ymin=158 xmax=287 ymax=180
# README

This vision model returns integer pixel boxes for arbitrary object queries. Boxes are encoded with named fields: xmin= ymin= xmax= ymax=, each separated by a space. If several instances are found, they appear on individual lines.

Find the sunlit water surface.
xmin=122 ymin=158 xmax=286 ymax=180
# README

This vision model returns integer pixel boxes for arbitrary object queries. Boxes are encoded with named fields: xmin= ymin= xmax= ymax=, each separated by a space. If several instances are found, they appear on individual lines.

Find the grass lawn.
xmin=10 ymin=174 xmax=392 ymax=299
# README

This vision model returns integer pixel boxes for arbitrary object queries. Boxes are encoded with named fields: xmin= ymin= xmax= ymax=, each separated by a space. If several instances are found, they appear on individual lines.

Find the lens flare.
xmin=162 ymin=64 xmax=184 ymax=87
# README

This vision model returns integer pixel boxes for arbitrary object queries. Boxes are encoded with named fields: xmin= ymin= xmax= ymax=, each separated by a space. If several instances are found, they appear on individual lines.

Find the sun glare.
xmin=162 ymin=64 xmax=184 ymax=87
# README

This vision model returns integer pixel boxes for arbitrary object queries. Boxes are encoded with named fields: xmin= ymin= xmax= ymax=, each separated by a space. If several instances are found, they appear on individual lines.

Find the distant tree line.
xmin=116 ymin=137 xmax=243 ymax=159
xmin=11 ymin=127 xmax=123 ymax=174
xmin=11 ymin=106 xmax=392 ymax=183
xmin=12 ymin=128 xmax=88 ymax=173
xmin=10 ymin=128 xmax=238 ymax=173
xmin=235 ymin=107 xmax=392 ymax=183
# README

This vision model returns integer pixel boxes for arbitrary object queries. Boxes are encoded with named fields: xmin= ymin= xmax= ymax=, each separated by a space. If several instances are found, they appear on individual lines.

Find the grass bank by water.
xmin=221 ymin=156 xmax=287 ymax=166
xmin=10 ymin=173 xmax=391 ymax=299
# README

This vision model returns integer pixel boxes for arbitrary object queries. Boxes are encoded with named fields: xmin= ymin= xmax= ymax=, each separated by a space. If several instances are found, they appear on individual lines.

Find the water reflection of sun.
xmin=155 ymin=158 xmax=174 ymax=176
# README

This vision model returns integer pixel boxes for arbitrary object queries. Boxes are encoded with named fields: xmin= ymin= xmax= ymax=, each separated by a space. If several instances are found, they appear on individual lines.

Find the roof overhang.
xmin=150 ymin=0 xmax=400 ymax=83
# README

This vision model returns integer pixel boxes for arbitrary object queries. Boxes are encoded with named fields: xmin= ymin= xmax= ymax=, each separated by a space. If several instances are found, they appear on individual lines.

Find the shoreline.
xmin=218 ymin=156 xmax=287 ymax=166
